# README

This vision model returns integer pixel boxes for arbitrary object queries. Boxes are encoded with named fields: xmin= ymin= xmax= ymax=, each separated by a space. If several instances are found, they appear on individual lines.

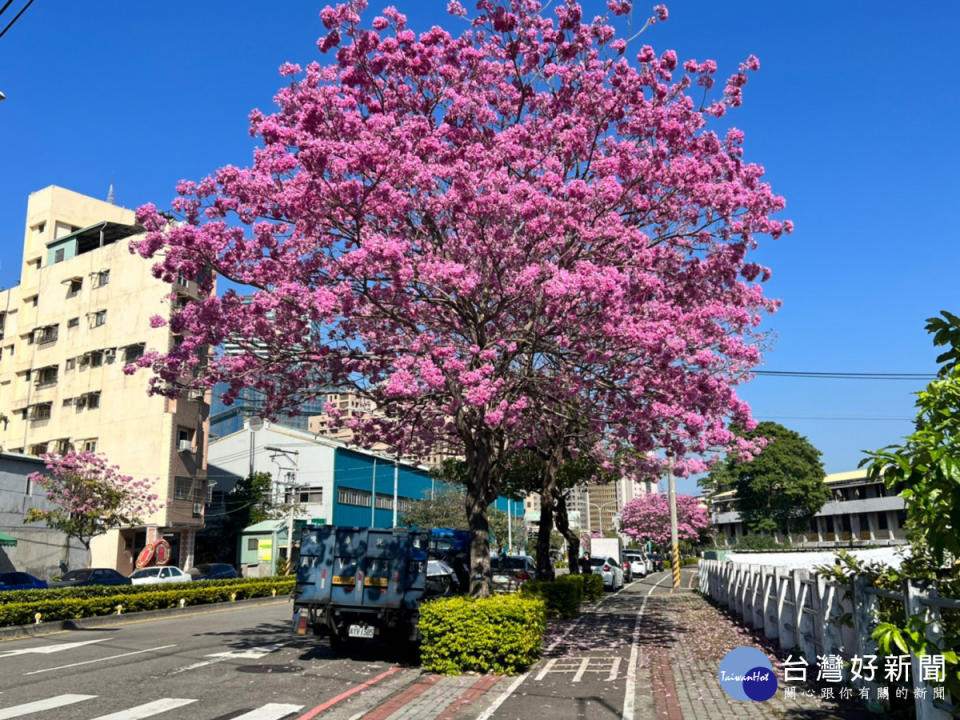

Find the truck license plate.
xmin=348 ymin=624 xmax=375 ymax=639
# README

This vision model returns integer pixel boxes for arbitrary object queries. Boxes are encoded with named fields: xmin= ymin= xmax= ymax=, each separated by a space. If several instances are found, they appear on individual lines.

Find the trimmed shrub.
xmin=564 ymin=572 xmax=605 ymax=601
xmin=555 ymin=573 xmax=603 ymax=603
xmin=0 ymin=575 xmax=292 ymax=605
xmin=419 ymin=594 xmax=546 ymax=675
xmin=0 ymin=579 xmax=295 ymax=628
xmin=520 ymin=579 xmax=581 ymax=619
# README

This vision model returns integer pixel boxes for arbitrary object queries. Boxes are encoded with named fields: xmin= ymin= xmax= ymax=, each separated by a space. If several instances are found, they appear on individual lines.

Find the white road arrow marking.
xmin=170 ymin=643 xmax=285 ymax=675
xmin=0 ymin=639 xmax=108 ymax=659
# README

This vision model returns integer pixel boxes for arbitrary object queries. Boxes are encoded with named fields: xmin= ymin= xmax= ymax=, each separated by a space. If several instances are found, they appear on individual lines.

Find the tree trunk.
xmin=463 ymin=437 xmax=499 ymax=597
xmin=535 ymin=492 xmax=555 ymax=581
xmin=534 ymin=446 xmax=564 ymax=581
xmin=553 ymin=490 xmax=581 ymax=573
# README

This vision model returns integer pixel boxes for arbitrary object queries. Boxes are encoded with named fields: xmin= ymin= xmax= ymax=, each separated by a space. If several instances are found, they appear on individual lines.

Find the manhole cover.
xmin=235 ymin=664 xmax=304 ymax=674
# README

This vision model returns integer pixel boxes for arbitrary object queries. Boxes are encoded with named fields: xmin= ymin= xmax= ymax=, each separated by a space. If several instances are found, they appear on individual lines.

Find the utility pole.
xmin=392 ymin=455 xmax=399 ymax=528
xmin=507 ymin=499 xmax=512 ymax=553
xmin=668 ymin=456 xmax=680 ymax=590
xmin=370 ymin=458 xmax=377 ymax=527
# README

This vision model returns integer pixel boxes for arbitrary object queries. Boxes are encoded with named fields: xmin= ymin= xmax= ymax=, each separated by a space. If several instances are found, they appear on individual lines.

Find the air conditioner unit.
xmin=76 ymin=396 xmax=87 ymax=408
xmin=192 ymin=502 xmax=203 ymax=517
xmin=178 ymin=439 xmax=193 ymax=452
xmin=78 ymin=354 xmax=90 ymax=367
xmin=104 ymin=348 xmax=116 ymax=362
xmin=187 ymin=389 xmax=204 ymax=401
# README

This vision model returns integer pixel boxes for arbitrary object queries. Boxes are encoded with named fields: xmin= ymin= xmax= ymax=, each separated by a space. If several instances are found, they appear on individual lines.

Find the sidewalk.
xmin=638 ymin=590 xmax=869 ymax=719
xmin=323 ymin=573 xmax=873 ymax=719
xmin=451 ymin=572 xmax=871 ymax=719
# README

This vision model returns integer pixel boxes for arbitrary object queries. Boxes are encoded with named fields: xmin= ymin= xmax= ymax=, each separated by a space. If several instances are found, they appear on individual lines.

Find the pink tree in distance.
xmin=619 ymin=492 xmax=709 ymax=548
xmin=24 ymin=452 xmax=162 ymax=551
xmin=132 ymin=0 xmax=788 ymax=594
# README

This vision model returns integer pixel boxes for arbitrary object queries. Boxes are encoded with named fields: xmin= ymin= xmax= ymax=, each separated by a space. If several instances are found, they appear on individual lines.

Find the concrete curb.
xmin=0 ymin=595 xmax=291 ymax=642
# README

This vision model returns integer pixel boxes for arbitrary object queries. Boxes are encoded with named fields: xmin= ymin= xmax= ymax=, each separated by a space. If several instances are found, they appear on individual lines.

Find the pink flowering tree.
xmin=619 ymin=493 xmax=709 ymax=548
xmin=132 ymin=0 xmax=787 ymax=595
xmin=24 ymin=452 xmax=162 ymax=551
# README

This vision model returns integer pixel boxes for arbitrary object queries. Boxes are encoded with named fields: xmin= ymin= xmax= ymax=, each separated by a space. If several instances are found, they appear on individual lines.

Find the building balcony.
xmin=814 ymin=496 xmax=904 ymax=517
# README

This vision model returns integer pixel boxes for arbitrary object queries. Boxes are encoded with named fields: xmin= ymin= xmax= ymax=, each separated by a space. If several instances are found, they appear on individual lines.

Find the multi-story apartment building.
xmin=707 ymin=469 xmax=907 ymax=547
xmin=0 ymin=186 xmax=210 ymax=573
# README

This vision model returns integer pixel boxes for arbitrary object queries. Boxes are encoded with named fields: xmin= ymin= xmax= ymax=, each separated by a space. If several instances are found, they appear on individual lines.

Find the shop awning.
xmin=0 ymin=532 xmax=17 ymax=547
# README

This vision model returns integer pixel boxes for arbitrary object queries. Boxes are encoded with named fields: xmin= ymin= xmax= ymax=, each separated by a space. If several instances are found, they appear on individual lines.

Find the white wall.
xmin=207 ymin=422 xmax=337 ymax=524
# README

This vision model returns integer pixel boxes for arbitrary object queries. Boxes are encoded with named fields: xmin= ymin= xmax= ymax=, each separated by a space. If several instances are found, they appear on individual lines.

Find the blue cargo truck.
xmin=292 ymin=525 xmax=469 ymax=650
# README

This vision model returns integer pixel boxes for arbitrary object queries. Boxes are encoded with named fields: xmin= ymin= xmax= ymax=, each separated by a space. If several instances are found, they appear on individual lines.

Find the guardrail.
xmin=698 ymin=559 xmax=957 ymax=720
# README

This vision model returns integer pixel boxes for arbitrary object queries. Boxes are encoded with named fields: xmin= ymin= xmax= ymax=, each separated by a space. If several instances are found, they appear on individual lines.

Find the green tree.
xmin=400 ymin=473 xmax=517 ymax=550
xmin=863 ymin=311 xmax=960 ymax=565
xmin=705 ymin=422 xmax=828 ymax=535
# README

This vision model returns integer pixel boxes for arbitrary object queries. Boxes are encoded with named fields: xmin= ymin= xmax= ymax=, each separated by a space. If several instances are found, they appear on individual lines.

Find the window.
xmin=877 ymin=512 xmax=889 ymax=530
xmin=177 ymin=426 xmax=195 ymax=451
xmin=89 ymin=310 xmax=107 ymax=328
xmin=124 ymin=343 xmax=145 ymax=363
xmin=62 ymin=398 xmax=73 ymax=407
xmin=36 ymin=366 xmax=58 ymax=386
xmin=29 ymin=443 xmax=48 ymax=456
xmin=35 ymin=325 xmax=58 ymax=344
xmin=29 ymin=403 xmax=51 ymax=421
xmin=65 ymin=357 xmax=75 ymax=371
xmin=67 ymin=279 xmax=82 ymax=297
xmin=286 ymin=487 xmax=323 ymax=505
xmin=54 ymin=248 xmax=65 ymax=263
xmin=29 ymin=259 xmax=41 ymax=271
xmin=33 ymin=222 xmax=45 ymax=234
xmin=55 ymin=439 xmax=72 ymax=454
xmin=247 ymin=538 xmax=259 ymax=551
xmin=174 ymin=477 xmax=193 ymax=501
xmin=82 ymin=438 xmax=97 ymax=452
xmin=67 ymin=317 xmax=79 ymax=328
xmin=337 ymin=487 xmax=372 ymax=507
xmin=86 ymin=392 xmax=100 ymax=410
xmin=89 ymin=350 xmax=103 ymax=367
xmin=95 ymin=270 xmax=110 ymax=288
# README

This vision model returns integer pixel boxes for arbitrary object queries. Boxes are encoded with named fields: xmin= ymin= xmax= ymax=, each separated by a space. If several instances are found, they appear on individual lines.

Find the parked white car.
xmin=129 ymin=566 xmax=192 ymax=585
xmin=589 ymin=556 xmax=624 ymax=590
xmin=623 ymin=551 xmax=647 ymax=579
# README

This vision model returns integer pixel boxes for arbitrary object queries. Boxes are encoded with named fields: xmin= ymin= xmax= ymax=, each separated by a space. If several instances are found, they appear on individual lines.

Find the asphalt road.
xmin=0 ymin=598 xmax=417 ymax=720
xmin=0 ymin=569 xmax=695 ymax=720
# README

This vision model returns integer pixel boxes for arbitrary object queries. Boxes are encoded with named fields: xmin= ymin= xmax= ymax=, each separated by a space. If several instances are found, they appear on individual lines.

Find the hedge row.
xmin=520 ymin=579 xmax=581 ymax=618
xmin=0 ymin=579 xmax=295 ymax=627
xmin=557 ymin=572 xmax=604 ymax=602
xmin=418 ymin=594 xmax=546 ymax=675
xmin=0 ymin=575 xmax=293 ymax=604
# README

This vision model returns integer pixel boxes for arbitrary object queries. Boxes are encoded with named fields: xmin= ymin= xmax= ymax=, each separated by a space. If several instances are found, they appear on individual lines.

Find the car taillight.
xmin=515 ymin=572 xmax=531 ymax=581
xmin=603 ymin=564 xmax=611 ymax=572
xmin=296 ymin=613 xmax=308 ymax=635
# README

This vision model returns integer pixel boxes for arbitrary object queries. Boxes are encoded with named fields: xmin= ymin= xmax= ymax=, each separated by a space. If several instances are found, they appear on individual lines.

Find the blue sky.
xmin=1 ymin=1 xmax=957 ymax=494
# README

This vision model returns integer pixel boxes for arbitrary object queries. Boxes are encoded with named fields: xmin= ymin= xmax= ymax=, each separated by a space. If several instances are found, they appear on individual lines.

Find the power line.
xmin=0 ymin=0 xmax=34 ymax=40
xmin=0 ymin=1 xmax=16 ymax=17
xmin=754 ymin=370 xmax=934 ymax=381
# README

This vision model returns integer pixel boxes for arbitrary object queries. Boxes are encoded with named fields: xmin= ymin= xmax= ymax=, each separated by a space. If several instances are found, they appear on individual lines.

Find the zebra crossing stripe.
xmin=231 ymin=703 xmax=304 ymax=719
xmin=87 ymin=698 xmax=197 ymax=720
xmin=0 ymin=694 xmax=96 ymax=719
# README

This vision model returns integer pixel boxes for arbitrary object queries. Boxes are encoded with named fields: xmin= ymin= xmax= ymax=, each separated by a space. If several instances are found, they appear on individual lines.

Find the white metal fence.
xmin=698 ymin=559 xmax=959 ymax=720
